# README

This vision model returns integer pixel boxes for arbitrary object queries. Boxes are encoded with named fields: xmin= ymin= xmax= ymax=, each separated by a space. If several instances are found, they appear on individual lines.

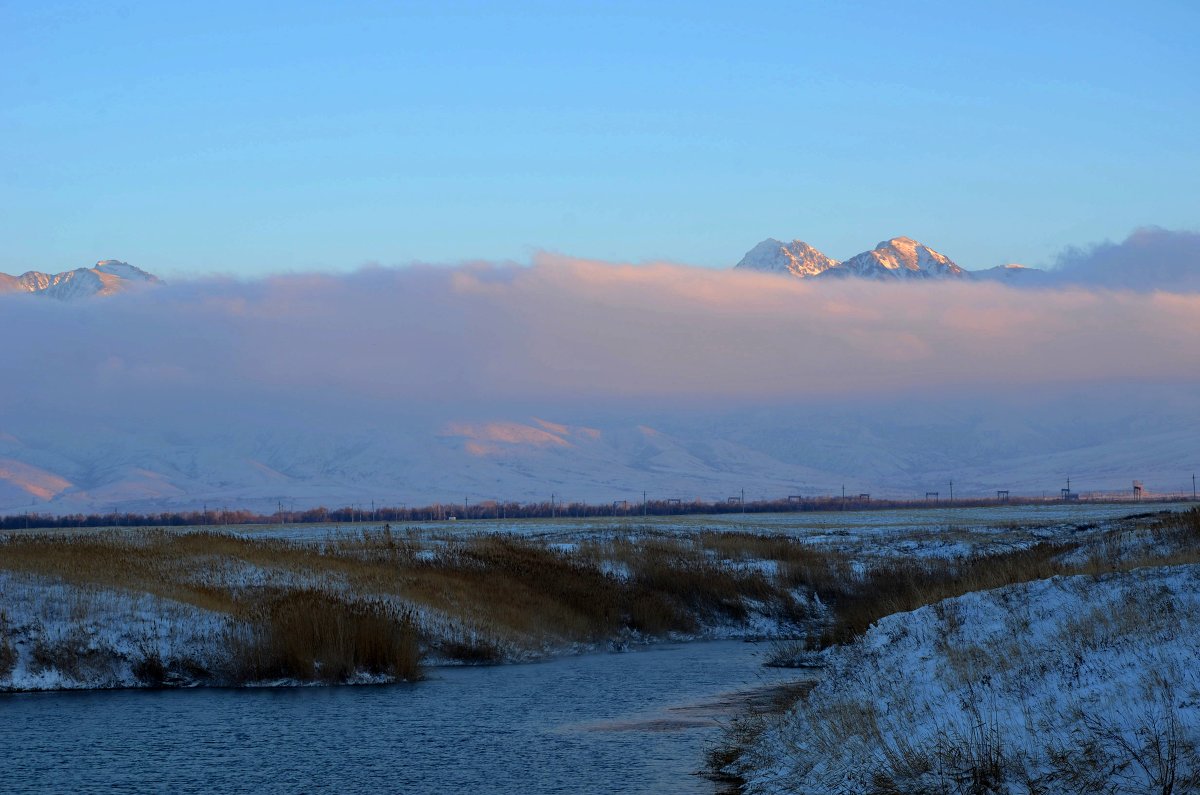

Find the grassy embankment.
xmin=0 ymin=528 xmax=817 ymax=688
xmin=5 ymin=510 xmax=1193 ymax=694
xmin=709 ymin=508 xmax=1200 ymax=793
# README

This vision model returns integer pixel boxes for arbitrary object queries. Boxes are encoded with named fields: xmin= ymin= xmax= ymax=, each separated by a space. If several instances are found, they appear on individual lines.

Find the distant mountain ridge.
xmin=735 ymin=237 xmax=1049 ymax=282
xmin=0 ymin=260 xmax=160 ymax=300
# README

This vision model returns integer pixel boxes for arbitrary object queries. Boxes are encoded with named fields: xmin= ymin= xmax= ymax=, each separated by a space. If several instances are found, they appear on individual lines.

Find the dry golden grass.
xmin=0 ymin=526 xmax=810 ymax=683
xmin=6 ymin=509 xmax=1196 ymax=689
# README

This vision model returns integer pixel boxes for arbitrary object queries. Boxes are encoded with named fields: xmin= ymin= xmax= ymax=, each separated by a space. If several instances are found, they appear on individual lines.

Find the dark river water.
xmin=2 ymin=640 xmax=801 ymax=794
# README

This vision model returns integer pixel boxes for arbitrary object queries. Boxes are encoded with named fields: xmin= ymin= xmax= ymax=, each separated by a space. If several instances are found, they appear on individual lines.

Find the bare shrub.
xmin=29 ymin=627 xmax=121 ymax=683
xmin=433 ymin=630 xmax=505 ymax=664
xmin=934 ymin=718 xmax=1010 ymax=795
xmin=1063 ymin=692 xmax=1200 ymax=795
xmin=130 ymin=644 xmax=168 ymax=687
xmin=0 ymin=612 xmax=17 ymax=679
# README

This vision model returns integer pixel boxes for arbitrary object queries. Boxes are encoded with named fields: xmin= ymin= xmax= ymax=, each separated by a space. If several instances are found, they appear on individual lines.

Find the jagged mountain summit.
xmin=735 ymin=236 xmax=1045 ymax=282
xmin=0 ymin=260 xmax=160 ymax=300
xmin=734 ymin=239 xmax=841 ymax=278
xmin=827 ymin=237 xmax=967 ymax=280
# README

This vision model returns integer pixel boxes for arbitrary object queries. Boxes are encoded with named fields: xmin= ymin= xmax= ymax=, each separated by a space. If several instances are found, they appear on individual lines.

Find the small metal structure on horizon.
xmin=925 ymin=491 xmax=939 ymax=503
xmin=1134 ymin=480 xmax=1144 ymax=500
xmin=997 ymin=490 xmax=1010 ymax=501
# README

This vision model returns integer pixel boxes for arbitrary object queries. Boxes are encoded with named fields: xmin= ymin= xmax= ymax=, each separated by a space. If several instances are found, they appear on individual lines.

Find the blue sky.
xmin=2 ymin=0 xmax=1197 ymax=278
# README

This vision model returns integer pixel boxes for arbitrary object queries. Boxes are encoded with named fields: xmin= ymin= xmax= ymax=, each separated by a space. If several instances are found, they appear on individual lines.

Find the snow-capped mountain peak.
xmin=0 ymin=260 xmax=161 ymax=300
xmin=734 ymin=235 xmax=997 ymax=282
xmin=734 ymin=238 xmax=840 ymax=278
xmin=94 ymin=259 xmax=159 ymax=283
xmin=830 ymin=236 xmax=966 ymax=280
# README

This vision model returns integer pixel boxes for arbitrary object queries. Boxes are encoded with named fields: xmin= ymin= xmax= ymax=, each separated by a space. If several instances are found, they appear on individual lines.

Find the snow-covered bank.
xmin=732 ymin=563 xmax=1200 ymax=794
xmin=0 ymin=528 xmax=811 ymax=692
xmin=0 ymin=573 xmax=229 ymax=691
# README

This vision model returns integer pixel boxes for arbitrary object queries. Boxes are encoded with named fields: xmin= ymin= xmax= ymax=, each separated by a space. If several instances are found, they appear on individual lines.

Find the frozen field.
xmin=148 ymin=500 xmax=1184 ymax=539
xmin=201 ymin=501 xmax=1191 ymax=562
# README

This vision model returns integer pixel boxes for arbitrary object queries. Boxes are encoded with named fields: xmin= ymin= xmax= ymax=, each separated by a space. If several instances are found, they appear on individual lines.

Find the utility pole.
xmin=741 ymin=488 xmax=745 ymax=515
xmin=1193 ymin=473 xmax=1196 ymax=501
xmin=949 ymin=480 xmax=954 ymax=503
xmin=464 ymin=496 xmax=469 ymax=519
xmin=551 ymin=493 xmax=556 ymax=519
xmin=643 ymin=490 xmax=647 ymax=516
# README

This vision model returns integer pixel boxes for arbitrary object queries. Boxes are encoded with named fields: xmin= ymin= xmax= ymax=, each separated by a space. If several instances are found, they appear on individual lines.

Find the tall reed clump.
xmin=228 ymin=590 xmax=421 ymax=684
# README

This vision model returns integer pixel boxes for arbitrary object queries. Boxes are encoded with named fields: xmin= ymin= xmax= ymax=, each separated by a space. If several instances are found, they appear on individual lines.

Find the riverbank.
xmin=717 ymin=508 xmax=1200 ymax=794
xmin=0 ymin=528 xmax=813 ymax=691
xmin=2 ymin=507 xmax=1191 ymax=696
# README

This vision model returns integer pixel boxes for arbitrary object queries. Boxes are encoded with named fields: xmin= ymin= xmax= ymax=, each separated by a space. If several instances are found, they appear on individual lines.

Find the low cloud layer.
xmin=3 ymin=243 xmax=1200 ymax=511
xmin=1053 ymin=226 xmax=1200 ymax=290
xmin=3 ymin=251 xmax=1200 ymax=420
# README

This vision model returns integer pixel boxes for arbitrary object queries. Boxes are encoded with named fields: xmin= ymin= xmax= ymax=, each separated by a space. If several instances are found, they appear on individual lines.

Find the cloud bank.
xmin=3 ymin=237 xmax=1200 ymax=511
xmin=1053 ymin=226 xmax=1200 ymax=290
xmin=3 ymin=252 xmax=1200 ymax=419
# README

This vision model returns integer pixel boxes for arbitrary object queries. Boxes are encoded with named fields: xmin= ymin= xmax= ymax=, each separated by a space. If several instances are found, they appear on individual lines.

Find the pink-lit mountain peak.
xmin=0 ymin=260 xmax=160 ymax=300
xmin=734 ymin=235 xmax=1017 ymax=281
xmin=836 ymin=236 xmax=966 ymax=280
xmin=734 ymin=239 xmax=840 ymax=278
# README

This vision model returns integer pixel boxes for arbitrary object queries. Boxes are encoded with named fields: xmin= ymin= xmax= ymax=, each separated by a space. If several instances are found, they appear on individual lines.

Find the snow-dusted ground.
xmin=0 ymin=521 xmax=814 ymax=691
xmin=0 ymin=572 xmax=229 ymax=691
xmin=3 ymin=506 xmax=1191 ymax=697
xmin=733 ymin=564 xmax=1200 ymax=794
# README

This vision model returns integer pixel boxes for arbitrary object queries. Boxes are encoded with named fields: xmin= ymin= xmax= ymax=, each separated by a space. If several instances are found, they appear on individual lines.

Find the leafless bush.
xmin=0 ymin=612 xmax=17 ymax=679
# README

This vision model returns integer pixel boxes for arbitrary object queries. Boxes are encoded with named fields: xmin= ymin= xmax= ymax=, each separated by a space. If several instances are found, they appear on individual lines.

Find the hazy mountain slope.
xmin=2 ymin=391 xmax=1196 ymax=515
xmin=970 ymin=263 xmax=1052 ymax=284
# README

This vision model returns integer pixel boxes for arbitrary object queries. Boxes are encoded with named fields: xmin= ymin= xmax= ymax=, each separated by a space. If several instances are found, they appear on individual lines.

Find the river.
xmin=2 ymin=640 xmax=803 ymax=794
